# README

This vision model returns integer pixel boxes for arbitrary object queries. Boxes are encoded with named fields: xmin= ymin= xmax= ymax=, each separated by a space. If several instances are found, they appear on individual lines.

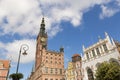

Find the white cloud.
xmin=0 ymin=0 xmax=120 ymax=65
xmin=100 ymin=5 xmax=120 ymax=19
xmin=0 ymin=0 xmax=41 ymax=36
xmin=0 ymin=0 xmax=120 ymax=37
xmin=117 ymin=0 xmax=120 ymax=6
xmin=0 ymin=39 xmax=36 ymax=63
xmin=48 ymin=26 xmax=63 ymax=38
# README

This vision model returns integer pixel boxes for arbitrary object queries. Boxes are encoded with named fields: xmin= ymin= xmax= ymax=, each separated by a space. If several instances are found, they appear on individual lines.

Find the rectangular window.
xmin=45 ymin=78 xmax=48 ymax=80
xmin=92 ymin=50 xmax=96 ymax=57
xmin=86 ymin=53 xmax=89 ymax=59
xmin=60 ymin=69 xmax=62 ymax=74
xmin=96 ymin=47 xmax=100 ymax=55
xmin=55 ymin=68 xmax=57 ymax=74
xmin=45 ymin=67 xmax=48 ymax=73
xmin=51 ymin=68 xmax=53 ymax=74
xmin=103 ymin=44 xmax=108 ymax=52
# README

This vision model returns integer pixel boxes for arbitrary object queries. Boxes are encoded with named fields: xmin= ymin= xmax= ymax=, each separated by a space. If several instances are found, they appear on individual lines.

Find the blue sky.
xmin=0 ymin=0 xmax=120 ymax=80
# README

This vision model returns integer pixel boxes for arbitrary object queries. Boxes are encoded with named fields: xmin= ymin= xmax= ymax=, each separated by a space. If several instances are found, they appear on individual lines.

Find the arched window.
xmin=96 ymin=63 xmax=101 ymax=68
xmin=109 ymin=58 xmax=119 ymax=65
xmin=86 ymin=67 xmax=94 ymax=80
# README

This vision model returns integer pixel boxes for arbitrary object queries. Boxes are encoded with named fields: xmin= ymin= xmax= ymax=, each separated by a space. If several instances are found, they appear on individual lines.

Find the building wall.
xmin=82 ymin=32 xmax=120 ymax=80
xmin=29 ymin=50 xmax=64 ymax=80
xmin=74 ymin=61 xmax=82 ymax=80
xmin=0 ymin=60 xmax=10 ymax=80
xmin=82 ymin=49 xmax=119 ymax=80
xmin=66 ymin=54 xmax=82 ymax=80
xmin=66 ymin=62 xmax=75 ymax=80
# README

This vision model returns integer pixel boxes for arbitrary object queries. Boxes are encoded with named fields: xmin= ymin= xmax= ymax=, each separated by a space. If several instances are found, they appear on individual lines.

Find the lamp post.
xmin=16 ymin=44 xmax=29 ymax=74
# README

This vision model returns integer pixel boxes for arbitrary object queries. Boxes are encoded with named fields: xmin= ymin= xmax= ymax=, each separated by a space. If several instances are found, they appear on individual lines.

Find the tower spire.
xmin=40 ymin=17 xmax=45 ymax=30
xmin=41 ymin=17 xmax=45 ymax=27
xmin=39 ymin=17 xmax=47 ymax=37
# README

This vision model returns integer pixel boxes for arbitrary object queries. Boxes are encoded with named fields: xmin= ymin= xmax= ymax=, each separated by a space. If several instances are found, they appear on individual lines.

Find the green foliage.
xmin=95 ymin=61 xmax=120 ymax=80
xmin=9 ymin=73 xmax=23 ymax=80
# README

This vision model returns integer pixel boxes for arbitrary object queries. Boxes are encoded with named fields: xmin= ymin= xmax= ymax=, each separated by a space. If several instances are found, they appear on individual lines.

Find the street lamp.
xmin=16 ymin=44 xmax=29 ymax=74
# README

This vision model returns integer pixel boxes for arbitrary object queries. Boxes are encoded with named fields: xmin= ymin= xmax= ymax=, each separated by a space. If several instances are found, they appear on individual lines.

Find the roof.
xmin=115 ymin=41 xmax=120 ymax=46
xmin=72 ymin=54 xmax=80 ymax=57
xmin=0 ymin=60 xmax=10 ymax=69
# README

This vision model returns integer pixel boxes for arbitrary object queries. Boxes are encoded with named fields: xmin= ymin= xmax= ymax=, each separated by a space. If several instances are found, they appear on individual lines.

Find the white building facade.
xmin=82 ymin=32 xmax=120 ymax=80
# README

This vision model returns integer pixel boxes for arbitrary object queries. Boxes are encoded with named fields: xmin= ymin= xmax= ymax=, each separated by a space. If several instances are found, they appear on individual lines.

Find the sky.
xmin=0 ymin=0 xmax=120 ymax=80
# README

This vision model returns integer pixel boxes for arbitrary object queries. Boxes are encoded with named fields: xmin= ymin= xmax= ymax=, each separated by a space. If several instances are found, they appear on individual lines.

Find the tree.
xmin=9 ymin=73 xmax=23 ymax=80
xmin=95 ymin=61 xmax=120 ymax=80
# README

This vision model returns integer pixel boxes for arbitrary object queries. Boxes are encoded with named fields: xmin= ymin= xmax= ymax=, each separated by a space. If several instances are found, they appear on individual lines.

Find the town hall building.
xmin=28 ymin=18 xmax=65 ymax=80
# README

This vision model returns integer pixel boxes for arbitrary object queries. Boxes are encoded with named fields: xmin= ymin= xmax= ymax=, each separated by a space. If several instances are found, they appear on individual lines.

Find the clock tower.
xmin=29 ymin=17 xmax=65 ymax=80
xmin=35 ymin=17 xmax=48 ymax=70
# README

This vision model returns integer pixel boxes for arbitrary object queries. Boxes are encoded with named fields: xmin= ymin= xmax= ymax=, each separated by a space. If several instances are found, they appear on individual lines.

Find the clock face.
xmin=41 ymin=37 xmax=46 ymax=42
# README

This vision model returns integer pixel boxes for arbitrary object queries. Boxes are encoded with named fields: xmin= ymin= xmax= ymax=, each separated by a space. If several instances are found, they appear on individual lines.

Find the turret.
xmin=105 ymin=32 xmax=111 ymax=44
xmin=82 ymin=45 xmax=85 ymax=52
xmin=60 ymin=46 xmax=64 ymax=53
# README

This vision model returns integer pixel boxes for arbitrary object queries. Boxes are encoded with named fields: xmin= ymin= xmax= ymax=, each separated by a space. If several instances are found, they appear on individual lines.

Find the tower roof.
xmin=72 ymin=54 xmax=80 ymax=57
xmin=41 ymin=17 xmax=45 ymax=27
xmin=37 ymin=17 xmax=47 ymax=38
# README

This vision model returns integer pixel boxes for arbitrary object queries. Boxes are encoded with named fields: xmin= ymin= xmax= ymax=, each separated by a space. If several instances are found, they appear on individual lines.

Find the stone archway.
xmin=109 ymin=58 xmax=120 ymax=65
xmin=86 ymin=67 xmax=94 ymax=80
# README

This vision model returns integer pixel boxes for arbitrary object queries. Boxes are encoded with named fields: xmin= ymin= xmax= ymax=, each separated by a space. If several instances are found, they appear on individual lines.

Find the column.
xmin=94 ymin=48 xmax=98 ymax=57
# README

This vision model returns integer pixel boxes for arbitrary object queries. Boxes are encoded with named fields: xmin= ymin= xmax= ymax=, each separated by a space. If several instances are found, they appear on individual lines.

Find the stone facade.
xmin=28 ymin=18 xmax=65 ymax=80
xmin=0 ymin=60 xmax=10 ymax=80
xmin=66 ymin=54 xmax=82 ymax=80
xmin=65 ymin=62 xmax=75 ymax=80
xmin=82 ymin=32 xmax=120 ymax=80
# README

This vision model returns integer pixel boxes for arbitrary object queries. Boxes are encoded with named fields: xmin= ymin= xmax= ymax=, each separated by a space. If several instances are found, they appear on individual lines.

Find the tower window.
xmin=50 ymin=68 xmax=53 ymax=74
xmin=45 ymin=67 xmax=48 ymax=73
xmin=51 ymin=61 xmax=52 ymax=63
xmin=59 ymin=62 xmax=61 ymax=64
xmin=55 ymin=68 xmax=57 ymax=74
xmin=60 ymin=69 xmax=62 ymax=74
xmin=55 ymin=61 xmax=57 ymax=64
xmin=46 ymin=60 xmax=48 ymax=63
xmin=45 ymin=78 xmax=48 ymax=80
